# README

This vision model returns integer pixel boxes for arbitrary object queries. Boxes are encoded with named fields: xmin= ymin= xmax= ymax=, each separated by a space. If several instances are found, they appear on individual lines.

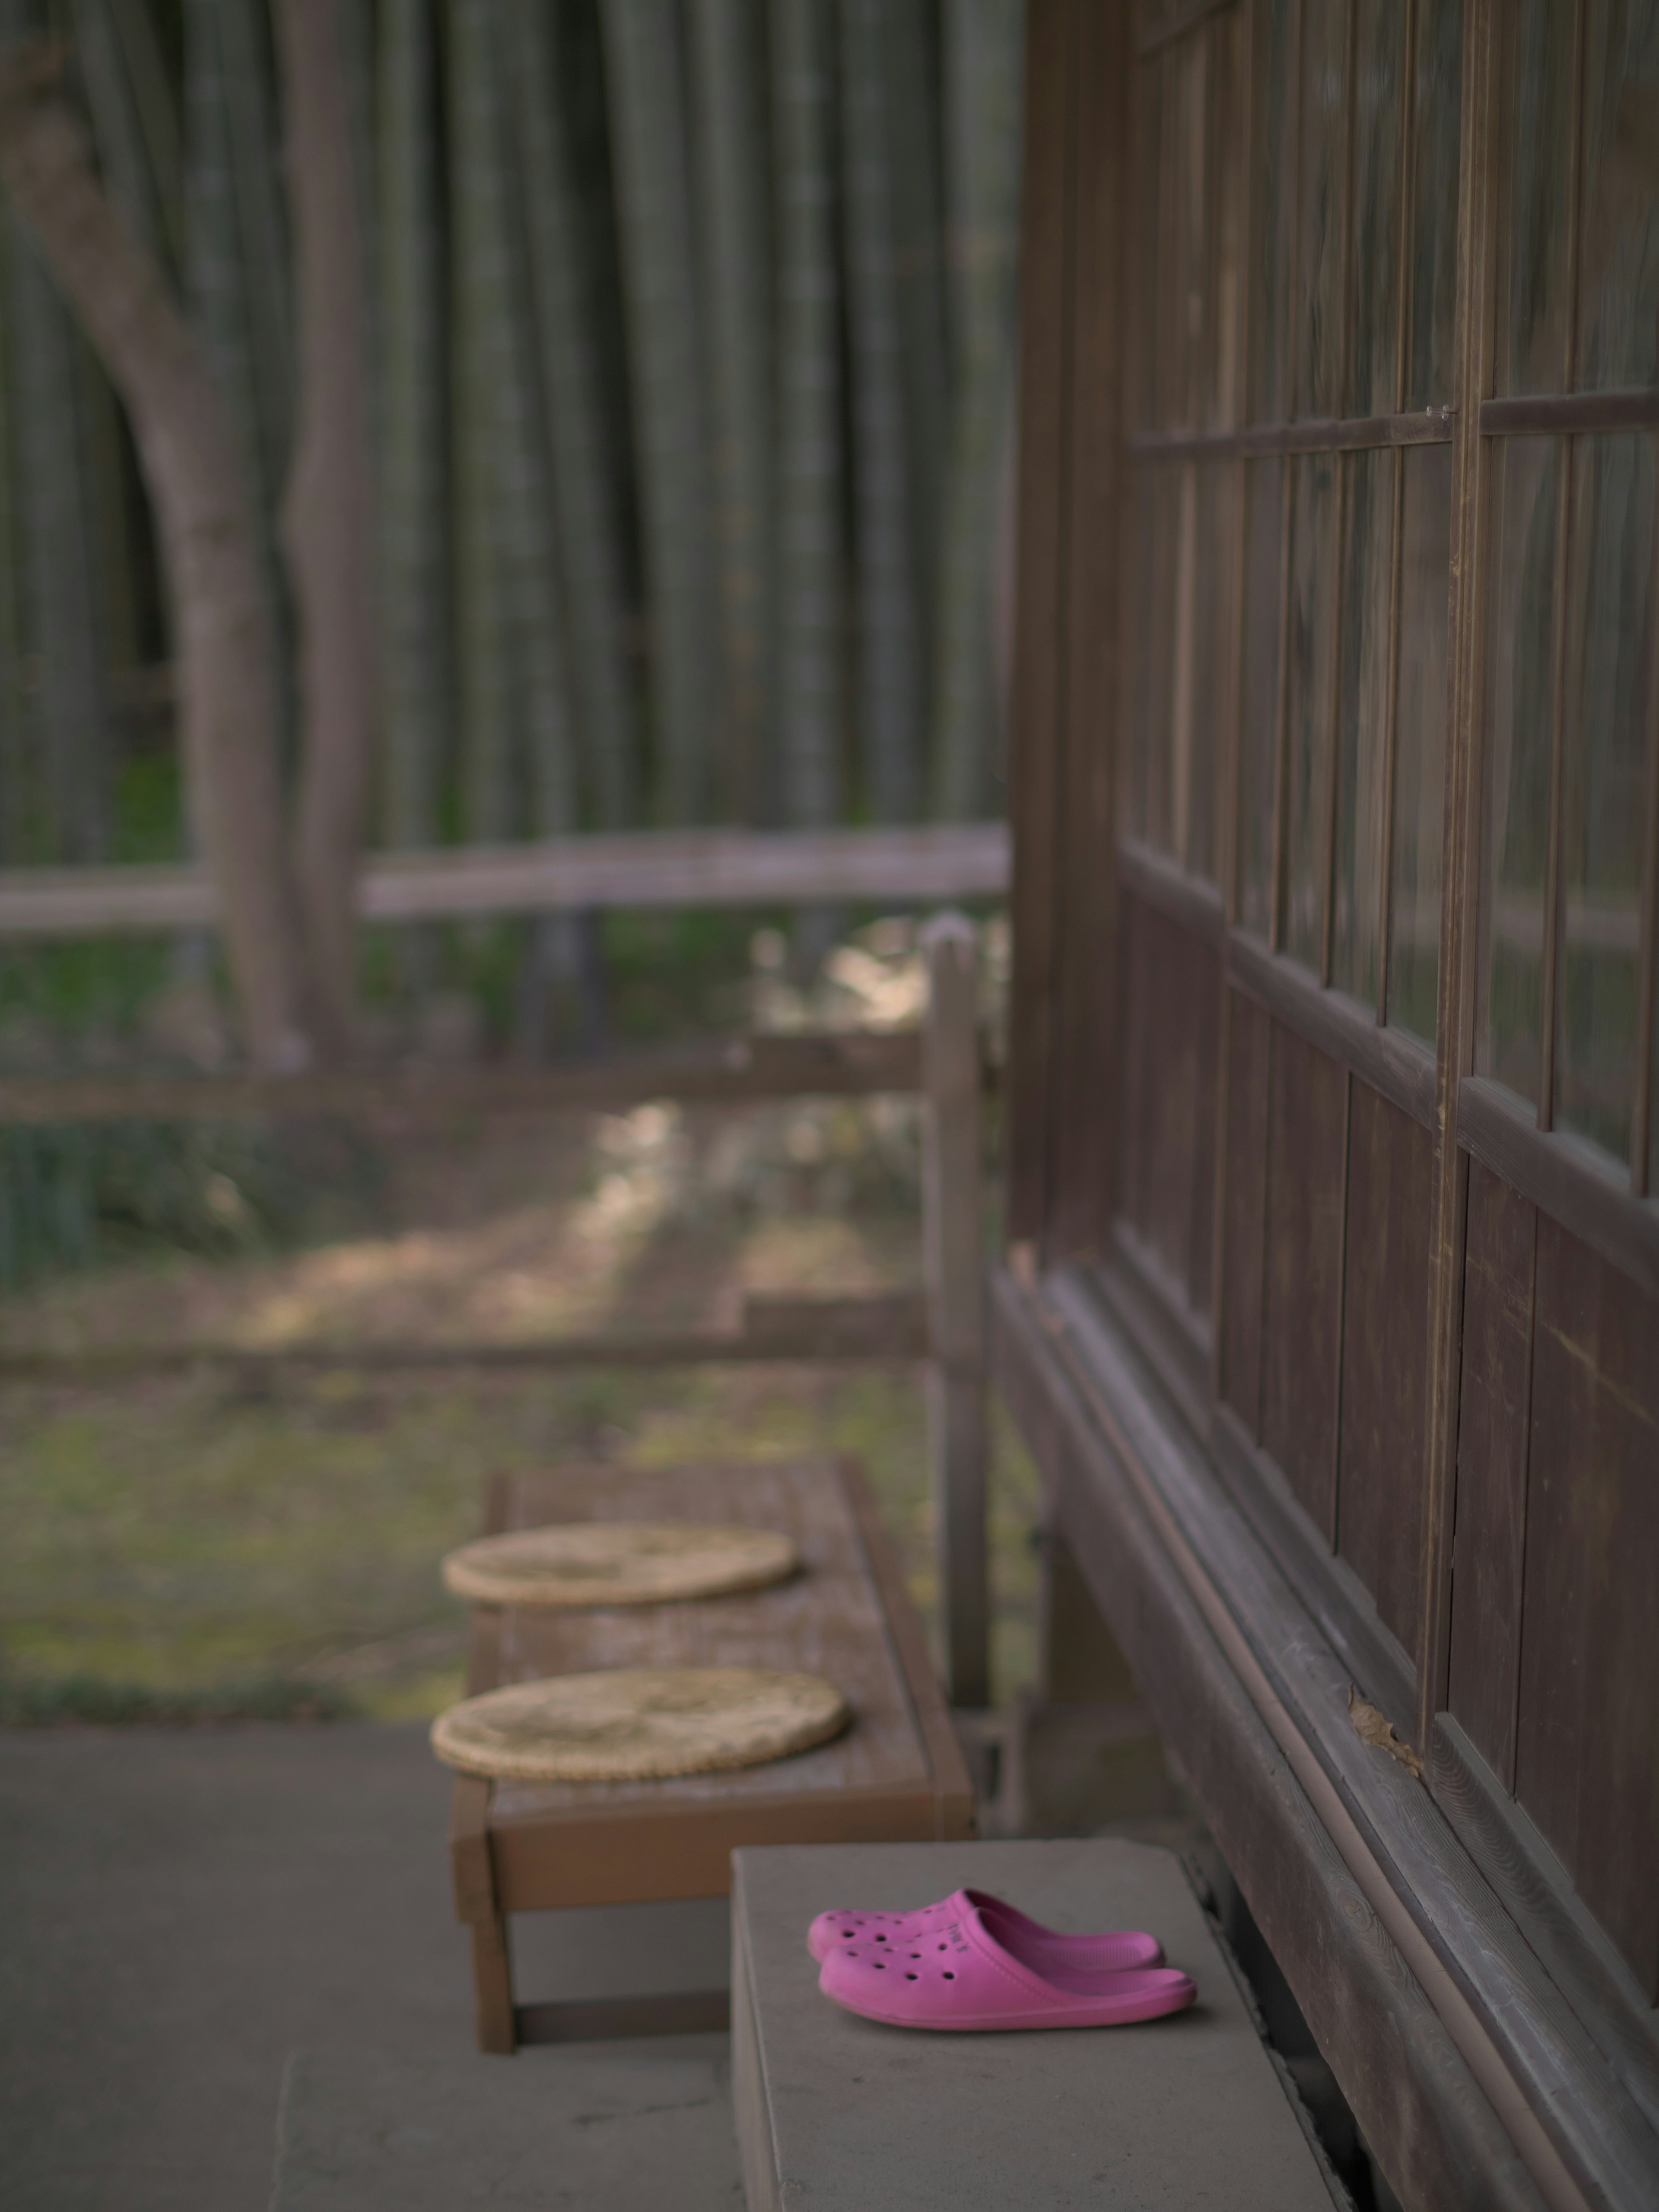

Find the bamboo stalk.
xmin=454 ymin=0 xmax=579 ymax=854
xmin=447 ymin=0 xmax=515 ymax=843
xmin=376 ymin=0 xmax=447 ymax=863
xmin=9 ymin=216 xmax=111 ymax=860
xmin=690 ymin=0 xmax=775 ymax=824
xmin=601 ymin=0 xmax=718 ymax=824
xmin=840 ymin=0 xmax=924 ymax=824
xmin=0 ymin=209 xmax=32 ymax=863
xmin=74 ymin=0 xmax=163 ymax=263
xmin=932 ymin=0 xmax=1023 ymax=821
xmin=508 ymin=4 xmax=639 ymax=831
xmin=109 ymin=0 xmax=184 ymax=273
xmin=771 ymin=0 xmax=842 ymax=842
xmin=887 ymin=0 xmax=949 ymax=668
xmin=217 ymin=0 xmax=293 ymax=502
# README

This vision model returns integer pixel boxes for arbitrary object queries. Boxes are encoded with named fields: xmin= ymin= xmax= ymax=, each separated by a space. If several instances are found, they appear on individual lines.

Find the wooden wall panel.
xmin=1261 ymin=1027 xmax=1348 ymax=1545
xmin=1220 ymin=989 xmax=1271 ymax=1434
xmin=1446 ymin=1162 xmax=1536 ymax=1792
xmin=1115 ymin=895 xmax=1220 ymax=1324
xmin=1515 ymin=1220 xmax=1659 ymax=2003
xmin=1338 ymin=1085 xmax=1434 ymax=1655
xmin=1188 ymin=937 xmax=1220 ymax=1315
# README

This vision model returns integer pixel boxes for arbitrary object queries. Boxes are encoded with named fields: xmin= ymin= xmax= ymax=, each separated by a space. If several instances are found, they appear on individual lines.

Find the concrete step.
xmin=270 ymin=2041 xmax=742 ymax=2209
xmin=731 ymin=1837 xmax=1346 ymax=2210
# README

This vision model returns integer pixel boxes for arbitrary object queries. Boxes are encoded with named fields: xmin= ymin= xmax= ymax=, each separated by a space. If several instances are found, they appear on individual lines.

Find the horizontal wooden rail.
xmin=0 ymin=1292 xmax=931 ymax=1382
xmin=0 ymin=1029 xmax=925 ymax=1125
xmin=0 ymin=824 xmax=1011 ymax=940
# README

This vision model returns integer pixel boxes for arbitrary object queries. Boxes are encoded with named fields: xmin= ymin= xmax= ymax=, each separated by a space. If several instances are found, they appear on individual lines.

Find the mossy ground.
xmin=0 ymin=1102 xmax=1039 ymax=1724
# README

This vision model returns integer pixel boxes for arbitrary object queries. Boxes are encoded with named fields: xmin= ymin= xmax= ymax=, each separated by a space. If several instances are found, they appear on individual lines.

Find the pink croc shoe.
xmin=807 ymin=1887 xmax=1163 ymax=1974
xmin=818 ymin=1894 xmax=1195 ymax=2032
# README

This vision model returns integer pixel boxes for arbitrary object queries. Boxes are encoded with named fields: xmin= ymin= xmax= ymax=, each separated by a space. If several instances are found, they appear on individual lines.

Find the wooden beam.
xmin=0 ymin=1293 xmax=931 ymax=1382
xmin=922 ymin=913 xmax=990 ymax=1707
xmin=0 ymin=1029 xmax=924 ymax=1125
xmin=0 ymin=824 xmax=1011 ymax=940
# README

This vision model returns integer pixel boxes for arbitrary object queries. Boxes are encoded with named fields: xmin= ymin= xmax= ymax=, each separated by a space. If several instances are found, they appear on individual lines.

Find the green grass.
xmin=0 ymin=1363 xmax=1041 ymax=1726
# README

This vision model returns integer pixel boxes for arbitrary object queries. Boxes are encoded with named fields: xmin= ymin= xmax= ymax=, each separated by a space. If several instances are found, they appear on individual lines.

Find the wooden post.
xmin=922 ymin=910 xmax=989 ymax=1707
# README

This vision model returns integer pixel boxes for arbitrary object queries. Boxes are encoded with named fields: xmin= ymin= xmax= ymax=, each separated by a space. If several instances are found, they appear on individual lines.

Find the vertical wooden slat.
xmin=1376 ymin=0 xmax=1418 ymax=1019
xmin=1188 ymin=937 xmax=1221 ymax=1313
xmin=1416 ymin=0 xmax=1497 ymax=1750
xmin=1632 ymin=470 xmax=1659 ymax=1197
xmin=1261 ymin=1023 xmax=1348 ymax=1542
xmin=1268 ymin=0 xmax=1306 ymax=957
xmin=1516 ymin=1219 xmax=1659 ymax=2003
xmin=923 ymin=911 xmax=989 ymax=1708
xmin=1208 ymin=0 xmax=1258 ymax=1389
xmin=1004 ymin=0 xmax=1081 ymax=1250
xmin=1319 ymin=0 xmax=1359 ymax=985
xmin=1445 ymin=1159 xmax=1535 ymax=1791
xmin=1535 ymin=0 xmax=1588 ymax=1137
xmin=1337 ymin=1082 xmax=1433 ymax=1656
xmin=1220 ymin=988 xmax=1272 ymax=1435
xmin=1048 ymin=0 xmax=1132 ymax=1261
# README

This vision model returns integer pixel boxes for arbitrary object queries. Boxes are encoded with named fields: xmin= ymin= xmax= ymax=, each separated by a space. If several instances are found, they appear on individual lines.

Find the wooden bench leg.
xmin=470 ymin=1909 xmax=517 ymax=2054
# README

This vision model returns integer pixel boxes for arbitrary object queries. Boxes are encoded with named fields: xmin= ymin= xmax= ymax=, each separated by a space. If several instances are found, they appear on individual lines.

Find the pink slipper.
xmin=818 ymin=1894 xmax=1195 ymax=2032
xmin=806 ymin=1887 xmax=1164 ymax=1973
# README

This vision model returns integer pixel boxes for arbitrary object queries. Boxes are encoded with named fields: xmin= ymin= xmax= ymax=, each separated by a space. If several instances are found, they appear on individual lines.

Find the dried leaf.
xmin=1348 ymin=1686 xmax=1425 ymax=1780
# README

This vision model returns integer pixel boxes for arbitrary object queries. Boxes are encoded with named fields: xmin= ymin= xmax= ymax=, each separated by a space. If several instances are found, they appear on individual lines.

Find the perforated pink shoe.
xmin=807 ymin=1887 xmax=1164 ymax=1973
xmin=818 ymin=1894 xmax=1195 ymax=2032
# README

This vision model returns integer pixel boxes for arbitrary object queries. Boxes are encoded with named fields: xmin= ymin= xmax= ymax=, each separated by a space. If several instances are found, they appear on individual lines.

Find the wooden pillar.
xmin=922 ymin=911 xmax=989 ymax=1706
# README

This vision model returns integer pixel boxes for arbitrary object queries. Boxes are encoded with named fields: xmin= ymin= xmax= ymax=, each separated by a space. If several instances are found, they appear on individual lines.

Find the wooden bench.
xmin=449 ymin=1456 xmax=976 ymax=2053
xmin=731 ymin=1838 xmax=1345 ymax=2209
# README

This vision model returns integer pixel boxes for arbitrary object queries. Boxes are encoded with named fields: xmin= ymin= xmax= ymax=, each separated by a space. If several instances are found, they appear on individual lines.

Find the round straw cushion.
xmin=440 ymin=1522 xmax=798 ymax=1608
xmin=429 ymin=1666 xmax=850 ymax=1783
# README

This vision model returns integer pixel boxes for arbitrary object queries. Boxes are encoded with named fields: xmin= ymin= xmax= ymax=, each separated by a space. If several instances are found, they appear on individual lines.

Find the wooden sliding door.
xmin=1012 ymin=0 xmax=1659 ymax=2015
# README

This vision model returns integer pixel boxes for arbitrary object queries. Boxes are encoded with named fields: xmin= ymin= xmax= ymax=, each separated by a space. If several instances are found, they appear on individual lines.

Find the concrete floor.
xmin=0 ymin=1724 xmax=731 ymax=2212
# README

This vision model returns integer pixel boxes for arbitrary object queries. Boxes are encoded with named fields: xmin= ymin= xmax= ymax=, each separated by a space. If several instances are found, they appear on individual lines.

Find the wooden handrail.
xmin=0 ymin=823 xmax=1010 ymax=939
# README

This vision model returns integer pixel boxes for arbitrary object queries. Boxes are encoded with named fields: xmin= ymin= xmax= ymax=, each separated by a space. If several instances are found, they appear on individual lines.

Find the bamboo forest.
xmin=0 ymin=0 xmax=1024 ymax=1286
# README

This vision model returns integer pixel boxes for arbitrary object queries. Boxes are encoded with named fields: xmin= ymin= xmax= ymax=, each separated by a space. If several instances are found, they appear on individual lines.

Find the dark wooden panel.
xmin=1189 ymin=935 xmax=1220 ymax=1314
xmin=1338 ymin=1085 xmax=1434 ymax=1654
xmin=1004 ymin=0 xmax=1080 ymax=1246
xmin=1220 ymin=987 xmax=1271 ymax=1435
xmin=1114 ymin=891 xmax=1151 ymax=1238
xmin=1516 ymin=1220 xmax=1659 ymax=2003
xmin=1049 ymin=0 xmax=1133 ymax=1260
xmin=1261 ymin=1027 xmax=1348 ymax=1544
xmin=1446 ymin=1162 xmax=1536 ymax=1792
xmin=1114 ymin=896 xmax=1220 ymax=1323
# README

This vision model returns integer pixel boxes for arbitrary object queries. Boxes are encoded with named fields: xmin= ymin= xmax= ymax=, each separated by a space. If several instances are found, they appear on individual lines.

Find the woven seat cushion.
xmin=429 ymin=1665 xmax=849 ymax=1783
xmin=440 ymin=1522 xmax=797 ymax=1608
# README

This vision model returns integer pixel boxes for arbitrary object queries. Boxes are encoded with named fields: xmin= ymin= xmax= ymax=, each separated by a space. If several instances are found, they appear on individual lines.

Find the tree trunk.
xmin=0 ymin=43 xmax=315 ymax=1068
xmin=690 ymin=0 xmax=775 ymax=824
xmin=276 ymin=0 xmax=377 ymax=1054
xmin=840 ymin=0 xmax=923 ymax=824
xmin=601 ymin=0 xmax=717 ymax=825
